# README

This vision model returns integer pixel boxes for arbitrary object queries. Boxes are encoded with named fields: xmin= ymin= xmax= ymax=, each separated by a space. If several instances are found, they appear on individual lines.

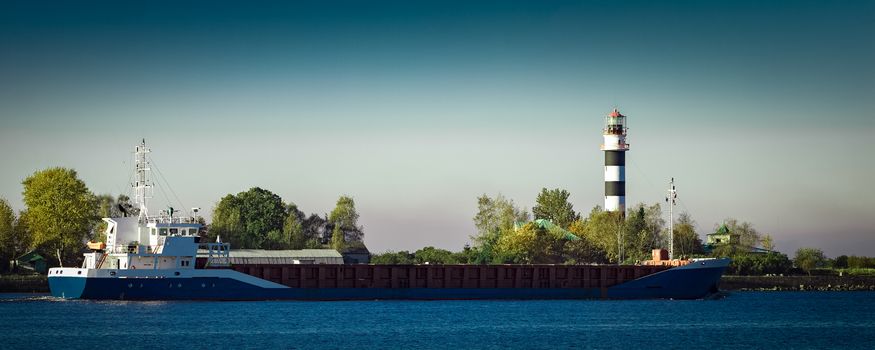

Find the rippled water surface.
xmin=2 ymin=292 xmax=873 ymax=349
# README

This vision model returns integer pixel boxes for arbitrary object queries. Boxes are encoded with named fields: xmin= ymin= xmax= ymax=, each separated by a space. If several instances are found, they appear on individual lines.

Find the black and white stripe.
xmin=602 ymin=109 xmax=629 ymax=213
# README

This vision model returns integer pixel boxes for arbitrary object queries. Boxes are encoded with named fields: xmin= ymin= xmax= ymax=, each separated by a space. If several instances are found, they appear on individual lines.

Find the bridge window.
xmin=159 ymin=228 xmax=168 ymax=235
xmin=169 ymin=228 xmax=178 ymax=235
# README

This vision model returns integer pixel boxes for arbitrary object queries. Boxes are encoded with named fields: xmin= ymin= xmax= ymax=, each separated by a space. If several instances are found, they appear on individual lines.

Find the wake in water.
xmin=0 ymin=294 xmax=171 ymax=306
xmin=0 ymin=294 xmax=66 ymax=303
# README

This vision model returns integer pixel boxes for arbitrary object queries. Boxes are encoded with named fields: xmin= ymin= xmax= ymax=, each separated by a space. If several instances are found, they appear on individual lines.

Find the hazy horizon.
xmin=2 ymin=0 xmax=873 ymax=257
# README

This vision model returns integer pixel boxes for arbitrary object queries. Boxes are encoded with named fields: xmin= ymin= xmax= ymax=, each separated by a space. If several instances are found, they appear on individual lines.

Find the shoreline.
xmin=0 ymin=275 xmax=49 ymax=293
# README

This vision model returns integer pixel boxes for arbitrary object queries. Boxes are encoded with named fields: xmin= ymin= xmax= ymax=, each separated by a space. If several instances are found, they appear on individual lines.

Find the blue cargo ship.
xmin=48 ymin=140 xmax=730 ymax=301
xmin=49 ymin=257 xmax=729 ymax=300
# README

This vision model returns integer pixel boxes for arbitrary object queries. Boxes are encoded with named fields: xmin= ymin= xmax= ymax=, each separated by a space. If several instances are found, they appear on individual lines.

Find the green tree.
xmin=564 ymin=220 xmax=608 ymax=264
xmin=577 ymin=207 xmax=624 ymax=263
xmin=283 ymin=203 xmax=306 ymax=249
xmin=209 ymin=188 xmax=286 ymax=249
xmin=710 ymin=244 xmax=738 ymax=258
xmin=413 ymin=246 xmax=458 ymax=264
xmin=722 ymin=218 xmax=761 ymax=248
xmin=304 ymin=238 xmax=324 ymax=249
xmin=494 ymin=222 xmax=557 ymax=264
xmin=208 ymin=194 xmax=244 ymax=245
xmin=643 ymin=203 xmax=667 ymax=249
xmin=22 ymin=168 xmax=98 ymax=266
xmin=370 ymin=251 xmax=414 ymax=264
xmin=302 ymin=213 xmax=328 ymax=244
xmin=473 ymin=194 xmax=528 ymax=238
xmin=672 ymin=212 xmax=703 ymax=257
xmin=237 ymin=187 xmax=286 ymax=248
xmin=331 ymin=223 xmax=344 ymax=251
xmin=329 ymin=195 xmax=364 ymax=244
xmin=9 ymin=210 xmax=33 ymax=272
xmin=622 ymin=206 xmax=648 ymax=262
xmin=729 ymin=252 xmax=792 ymax=275
xmin=532 ymin=188 xmax=579 ymax=229
xmin=0 ymin=199 xmax=16 ymax=272
xmin=329 ymin=196 xmax=359 ymax=228
xmin=471 ymin=194 xmax=528 ymax=263
xmin=452 ymin=244 xmax=480 ymax=264
xmin=794 ymin=248 xmax=827 ymax=275
xmin=834 ymin=255 xmax=849 ymax=269
xmin=264 ymin=229 xmax=288 ymax=250
xmin=847 ymin=256 xmax=866 ymax=268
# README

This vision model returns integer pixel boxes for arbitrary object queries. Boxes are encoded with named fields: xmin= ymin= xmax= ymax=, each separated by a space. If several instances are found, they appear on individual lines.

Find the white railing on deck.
xmin=108 ymin=244 xmax=163 ymax=255
xmin=145 ymin=215 xmax=197 ymax=224
xmin=200 ymin=242 xmax=231 ymax=267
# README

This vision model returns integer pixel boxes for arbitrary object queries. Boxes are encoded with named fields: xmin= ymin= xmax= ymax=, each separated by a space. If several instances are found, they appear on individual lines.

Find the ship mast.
xmin=134 ymin=139 xmax=152 ymax=221
xmin=666 ymin=177 xmax=677 ymax=260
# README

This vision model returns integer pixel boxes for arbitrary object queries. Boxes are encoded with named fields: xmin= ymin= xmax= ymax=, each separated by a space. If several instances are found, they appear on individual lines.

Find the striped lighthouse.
xmin=601 ymin=108 xmax=629 ymax=214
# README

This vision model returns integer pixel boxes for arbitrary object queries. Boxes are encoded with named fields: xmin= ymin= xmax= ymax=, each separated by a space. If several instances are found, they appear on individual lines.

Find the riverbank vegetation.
xmin=371 ymin=187 xmax=875 ymax=277
xmin=374 ymin=188 xmax=691 ymax=265
xmin=1 ymin=168 xmax=871 ymax=278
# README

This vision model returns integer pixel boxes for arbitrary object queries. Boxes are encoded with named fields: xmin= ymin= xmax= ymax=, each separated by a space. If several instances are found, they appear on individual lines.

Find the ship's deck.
xmin=200 ymin=262 xmax=672 ymax=290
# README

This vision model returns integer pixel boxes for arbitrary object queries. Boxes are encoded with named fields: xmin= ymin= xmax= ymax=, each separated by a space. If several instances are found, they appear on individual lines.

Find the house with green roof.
xmin=704 ymin=224 xmax=773 ymax=254
xmin=15 ymin=250 xmax=48 ymax=274
xmin=514 ymin=219 xmax=581 ymax=241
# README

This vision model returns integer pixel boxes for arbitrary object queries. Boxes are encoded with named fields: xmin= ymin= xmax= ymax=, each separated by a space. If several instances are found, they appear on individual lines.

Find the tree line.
xmin=0 ymin=168 xmax=870 ymax=276
xmin=374 ymin=188 xmax=681 ymax=265
xmin=371 ymin=187 xmax=872 ymax=277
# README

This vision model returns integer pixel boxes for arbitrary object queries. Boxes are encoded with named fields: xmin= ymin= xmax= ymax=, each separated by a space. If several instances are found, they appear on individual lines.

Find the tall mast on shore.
xmin=666 ymin=178 xmax=678 ymax=260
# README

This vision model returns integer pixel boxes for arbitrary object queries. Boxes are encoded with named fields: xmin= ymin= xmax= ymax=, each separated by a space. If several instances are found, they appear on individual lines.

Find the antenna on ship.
xmin=134 ymin=139 xmax=152 ymax=222
xmin=665 ymin=177 xmax=677 ymax=260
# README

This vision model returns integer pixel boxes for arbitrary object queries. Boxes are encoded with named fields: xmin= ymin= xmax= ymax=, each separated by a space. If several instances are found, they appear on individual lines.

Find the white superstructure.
xmin=73 ymin=140 xmax=229 ymax=273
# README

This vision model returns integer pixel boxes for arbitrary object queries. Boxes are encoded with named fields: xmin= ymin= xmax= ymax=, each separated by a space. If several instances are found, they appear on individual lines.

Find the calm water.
xmin=1 ymin=292 xmax=873 ymax=349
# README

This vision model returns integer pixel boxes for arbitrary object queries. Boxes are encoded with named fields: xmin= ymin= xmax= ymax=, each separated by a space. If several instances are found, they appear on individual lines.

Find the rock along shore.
xmin=720 ymin=275 xmax=875 ymax=291
xmin=0 ymin=275 xmax=49 ymax=293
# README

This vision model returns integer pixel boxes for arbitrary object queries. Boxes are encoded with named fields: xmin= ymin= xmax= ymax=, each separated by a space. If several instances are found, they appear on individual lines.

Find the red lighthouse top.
xmin=608 ymin=108 xmax=624 ymax=118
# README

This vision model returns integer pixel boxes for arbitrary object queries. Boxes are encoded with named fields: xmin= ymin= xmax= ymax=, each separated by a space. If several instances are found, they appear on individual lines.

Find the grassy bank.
xmin=0 ymin=275 xmax=49 ymax=293
xmin=721 ymin=275 xmax=875 ymax=291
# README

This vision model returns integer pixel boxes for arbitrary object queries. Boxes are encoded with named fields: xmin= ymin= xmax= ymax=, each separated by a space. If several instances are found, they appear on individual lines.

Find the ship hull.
xmin=49 ymin=259 xmax=729 ymax=301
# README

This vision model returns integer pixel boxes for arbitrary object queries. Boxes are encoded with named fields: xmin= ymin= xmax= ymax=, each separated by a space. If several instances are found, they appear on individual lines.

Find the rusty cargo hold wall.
xmin=205 ymin=264 xmax=671 ymax=290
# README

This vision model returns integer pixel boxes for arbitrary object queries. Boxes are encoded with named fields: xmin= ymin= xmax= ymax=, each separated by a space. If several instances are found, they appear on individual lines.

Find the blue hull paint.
xmin=49 ymin=260 xmax=728 ymax=301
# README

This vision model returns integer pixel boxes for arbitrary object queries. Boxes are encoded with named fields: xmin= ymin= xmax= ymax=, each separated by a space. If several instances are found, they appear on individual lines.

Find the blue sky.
xmin=1 ymin=0 xmax=873 ymax=256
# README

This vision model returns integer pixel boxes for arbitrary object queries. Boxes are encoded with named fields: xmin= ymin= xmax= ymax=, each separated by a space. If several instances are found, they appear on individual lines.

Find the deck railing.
xmin=107 ymin=244 xmax=163 ymax=255
xmin=200 ymin=242 xmax=231 ymax=267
